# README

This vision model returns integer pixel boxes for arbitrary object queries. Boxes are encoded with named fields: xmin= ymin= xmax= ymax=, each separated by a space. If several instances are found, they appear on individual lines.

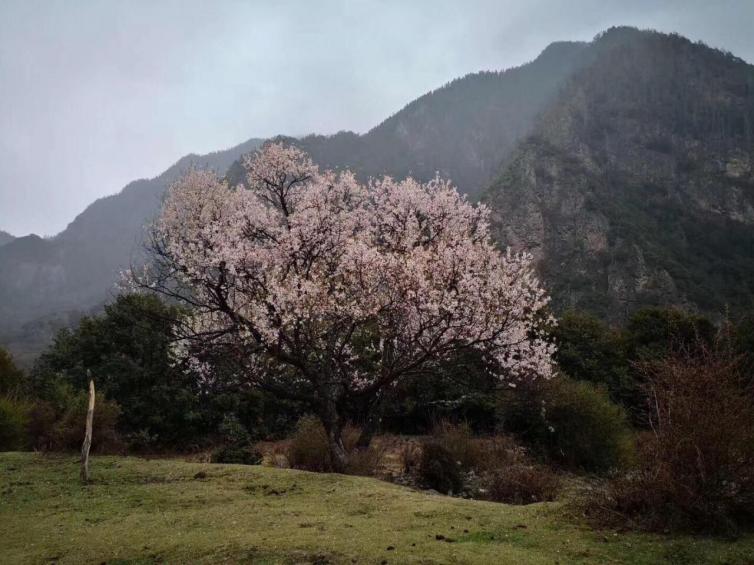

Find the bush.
xmin=429 ymin=421 xmax=482 ymax=471
xmin=417 ymin=442 xmax=463 ymax=494
xmin=0 ymin=396 xmax=30 ymax=450
xmin=425 ymin=420 xmax=522 ymax=473
xmin=473 ymin=435 xmax=525 ymax=473
xmin=286 ymin=415 xmax=335 ymax=472
xmin=26 ymin=382 xmax=122 ymax=453
xmin=399 ymin=440 xmax=422 ymax=475
xmin=601 ymin=349 xmax=754 ymax=533
xmin=483 ymin=464 xmax=560 ymax=505
xmin=30 ymin=294 xmax=208 ymax=449
xmin=553 ymin=311 xmax=632 ymax=406
xmin=0 ymin=348 xmax=25 ymax=397
xmin=345 ymin=443 xmax=386 ymax=477
xmin=210 ymin=414 xmax=263 ymax=465
xmin=210 ymin=444 xmax=262 ymax=465
xmin=50 ymin=390 xmax=122 ymax=453
xmin=217 ymin=413 xmax=251 ymax=446
xmin=285 ymin=415 xmax=382 ymax=475
xmin=25 ymin=400 xmax=56 ymax=450
xmin=410 ymin=422 xmax=548 ymax=500
xmin=499 ymin=377 xmax=635 ymax=473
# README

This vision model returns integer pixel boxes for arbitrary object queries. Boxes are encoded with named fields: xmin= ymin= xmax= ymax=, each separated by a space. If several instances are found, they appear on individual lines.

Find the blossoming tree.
xmin=146 ymin=142 xmax=555 ymax=470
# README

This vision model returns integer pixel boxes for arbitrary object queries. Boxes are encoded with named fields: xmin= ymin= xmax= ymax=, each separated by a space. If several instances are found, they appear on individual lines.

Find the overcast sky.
xmin=1 ymin=0 xmax=753 ymax=236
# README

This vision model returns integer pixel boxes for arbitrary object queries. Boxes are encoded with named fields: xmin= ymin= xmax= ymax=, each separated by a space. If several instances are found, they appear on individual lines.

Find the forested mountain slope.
xmin=292 ymin=40 xmax=590 ymax=198
xmin=0 ymin=138 xmax=263 ymax=357
xmin=485 ymin=27 xmax=754 ymax=319
xmin=4 ymin=26 xmax=754 ymax=362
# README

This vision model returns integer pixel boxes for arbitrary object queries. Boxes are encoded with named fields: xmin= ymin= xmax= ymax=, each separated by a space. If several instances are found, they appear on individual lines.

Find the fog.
xmin=1 ymin=0 xmax=752 ymax=236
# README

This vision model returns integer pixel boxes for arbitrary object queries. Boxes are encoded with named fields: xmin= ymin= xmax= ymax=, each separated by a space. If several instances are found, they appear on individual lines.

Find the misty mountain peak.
xmin=0 ymin=230 xmax=15 ymax=247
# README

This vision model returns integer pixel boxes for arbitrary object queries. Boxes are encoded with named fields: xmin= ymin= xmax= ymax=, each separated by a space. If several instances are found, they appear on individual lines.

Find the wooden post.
xmin=81 ymin=378 xmax=95 ymax=483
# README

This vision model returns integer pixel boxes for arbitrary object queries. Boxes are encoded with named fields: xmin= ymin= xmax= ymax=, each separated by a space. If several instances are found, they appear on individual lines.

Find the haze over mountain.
xmin=0 ymin=231 xmax=15 ymax=247
xmin=5 ymin=1 xmax=754 ymax=238
xmin=229 ymin=40 xmax=591 ymax=198
xmin=1 ymin=26 xmax=753 ymax=363
xmin=486 ymin=28 xmax=754 ymax=319
xmin=0 ymin=38 xmax=587 ymax=355
xmin=0 ymin=138 xmax=263 ymax=363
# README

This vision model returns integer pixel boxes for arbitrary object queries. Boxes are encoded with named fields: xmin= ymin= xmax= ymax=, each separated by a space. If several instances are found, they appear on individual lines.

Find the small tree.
xmin=143 ymin=143 xmax=555 ymax=470
xmin=606 ymin=346 xmax=754 ymax=532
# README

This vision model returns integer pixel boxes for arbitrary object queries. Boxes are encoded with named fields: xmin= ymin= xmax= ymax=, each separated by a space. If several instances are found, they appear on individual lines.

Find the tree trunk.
xmin=80 ymin=378 xmax=95 ymax=483
xmin=356 ymin=410 xmax=380 ymax=449
xmin=319 ymin=397 xmax=348 ymax=473
xmin=326 ymin=424 xmax=348 ymax=473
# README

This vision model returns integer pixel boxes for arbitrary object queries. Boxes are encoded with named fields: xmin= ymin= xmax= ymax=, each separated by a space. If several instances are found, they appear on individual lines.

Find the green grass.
xmin=1 ymin=453 xmax=753 ymax=564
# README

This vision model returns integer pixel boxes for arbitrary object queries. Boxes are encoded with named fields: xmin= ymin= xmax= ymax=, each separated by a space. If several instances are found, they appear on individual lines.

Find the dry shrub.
xmin=428 ymin=420 xmax=524 ymax=471
xmin=345 ymin=443 xmax=386 ymax=476
xmin=483 ymin=464 xmax=560 ymax=505
xmin=262 ymin=441 xmax=292 ymax=468
xmin=399 ymin=441 xmax=422 ymax=475
xmin=473 ymin=434 xmax=526 ymax=472
xmin=428 ymin=421 xmax=559 ymax=503
xmin=285 ymin=415 xmax=383 ymax=475
xmin=414 ymin=421 xmax=542 ymax=499
xmin=603 ymin=348 xmax=754 ymax=534
xmin=210 ymin=444 xmax=262 ymax=465
xmin=430 ymin=420 xmax=482 ymax=470
xmin=286 ymin=415 xmax=334 ymax=472
xmin=25 ymin=392 xmax=122 ymax=453
xmin=417 ymin=442 xmax=463 ymax=494
xmin=413 ymin=421 xmax=479 ymax=493
xmin=52 ymin=394 xmax=122 ymax=453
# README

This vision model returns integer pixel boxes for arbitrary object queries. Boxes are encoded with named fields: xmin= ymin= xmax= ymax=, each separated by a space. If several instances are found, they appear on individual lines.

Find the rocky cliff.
xmin=485 ymin=28 xmax=754 ymax=319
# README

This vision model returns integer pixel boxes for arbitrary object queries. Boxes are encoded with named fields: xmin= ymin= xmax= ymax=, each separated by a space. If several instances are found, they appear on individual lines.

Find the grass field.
xmin=1 ymin=453 xmax=753 ymax=564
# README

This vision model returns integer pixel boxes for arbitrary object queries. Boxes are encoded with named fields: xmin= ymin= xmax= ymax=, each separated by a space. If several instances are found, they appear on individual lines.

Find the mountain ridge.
xmin=484 ymin=27 xmax=754 ymax=319
xmin=0 ymin=230 xmax=15 ymax=247
xmin=0 ymin=137 xmax=264 ymax=355
xmin=3 ymin=26 xmax=754 ymax=363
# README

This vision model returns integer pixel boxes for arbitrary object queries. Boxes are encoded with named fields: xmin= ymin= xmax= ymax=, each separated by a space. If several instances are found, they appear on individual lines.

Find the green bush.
xmin=0 ymin=396 xmax=31 ymax=450
xmin=30 ymin=294 xmax=308 ymax=451
xmin=553 ymin=311 xmax=632 ymax=404
xmin=217 ymin=413 xmax=252 ymax=445
xmin=0 ymin=347 xmax=25 ymax=397
xmin=380 ymin=349 xmax=499 ymax=434
xmin=499 ymin=377 xmax=635 ymax=473
xmin=210 ymin=414 xmax=262 ymax=465
xmin=417 ymin=442 xmax=463 ymax=494
xmin=31 ymin=294 xmax=206 ymax=448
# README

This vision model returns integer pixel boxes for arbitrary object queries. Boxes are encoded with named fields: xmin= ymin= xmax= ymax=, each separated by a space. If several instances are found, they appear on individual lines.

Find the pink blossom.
xmin=151 ymin=142 xmax=554 ymax=396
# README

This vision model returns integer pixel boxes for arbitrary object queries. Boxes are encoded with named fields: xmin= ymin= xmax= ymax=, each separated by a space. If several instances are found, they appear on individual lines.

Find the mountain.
xmin=1 ymin=39 xmax=592 ymax=361
xmin=0 ymin=231 xmax=15 ymax=247
xmin=484 ymin=27 xmax=754 ymax=320
xmin=0 ymin=138 xmax=264 ymax=359
xmin=291 ymin=40 xmax=591 ymax=199
xmin=3 ymin=26 xmax=754 ymax=362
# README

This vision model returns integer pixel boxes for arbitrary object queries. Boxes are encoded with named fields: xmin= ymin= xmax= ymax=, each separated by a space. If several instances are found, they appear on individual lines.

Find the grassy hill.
xmin=1 ymin=453 xmax=753 ymax=564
